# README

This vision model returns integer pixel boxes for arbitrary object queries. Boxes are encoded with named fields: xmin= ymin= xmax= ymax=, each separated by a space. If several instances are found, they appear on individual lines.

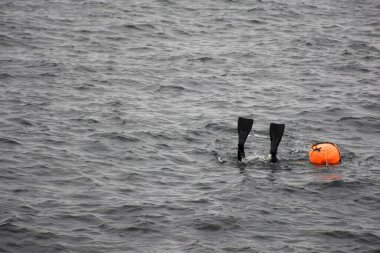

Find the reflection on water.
xmin=312 ymin=166 xmax=343 ymax=182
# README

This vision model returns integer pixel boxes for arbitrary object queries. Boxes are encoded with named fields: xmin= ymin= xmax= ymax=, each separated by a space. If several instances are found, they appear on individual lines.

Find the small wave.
xmin=0 ymin=73 xmax=14 ymax=79
xmin=8 ymin=117 xmax=34 ymax=126
xmin=342 ymin=50 xmax=352 ymax=55
xmin=34 ymin=60 xmax=60 ymax=68
xmin=56 ymin=213 xmax=103 ymax=225
xmin=341 ymin=150 xmax=358 ymax=162
xmin=76 ymin=29 xmax=92 ymax=34
xmin=31 ymin=231 xmax=60 ymax=241
xmin=70 ymin=118 xmax=100 ymax=124
xmin=247 ymin=19 xmax=266 ymax=25
xmin=90 ymin=132 xmax=140 ymax=143
xmin=101 ymin=221 xmax=160 ymax=234
xmin=332 ymin=62 xmax=371 ymax=73
xmin=211 ymin=150 xmax=227 ymax=164
xmin=100 ymin=204 xmax=143 ymax=215
xmin=173 ymin=29 xmax=192 ymax=37
xmin=306 ymin=179 xmax=367 ymax=189
xmin=13 ymin=188 xmax=30 ymax=193
xmin=192 ymin=182 xmax=216 ymax=191
xmin=0 ymin=137 xmax=21 ymax=145
xmin=123 ymin=23 xmax=157 ymax=32
xmin=81 ymin=0 xmax=110 ymax=6
xmin=321 ymin=230 xmax=380 ymax=244
xmin=75 ymin=84 xmax=95 ymax=90
xmin=40 ymin=72 xmax=57 ymax=77
xmin=184 ymin=198 xmax=210 ymax=204
xmin=193 ymin=222 xmax=223 ymax=231
xmin=188 ymin=57 xmax=214 ymax=63
xmin=358 ymin=155 xmax=378 ymax=167
xmin=125 ymin=226 xmax=160 ymax=233
xmin=123 ymin=24 xmax=143 ymax=31
xmin=223 ymin=246 xmax=254 ymax=252
xmin=0 ymin=34 xmax=31 ymax=48
xmin=157 ymin=0 xmax=175 ymax=5
xmin=118 ymin=188 xmax=134 ymax=193
xmin=156 ymin=85 xmax=187 ymax=93
xmin=139 ymin=24 xmax=159 ymax=31
xmin=192 ymin=215 xmax=240 ymax=231
xmin=106 ymin=36 xmax=127 ymax=41
xmin=74 ymin=65 xmax=97 ymax=73
xmin=348 ymin=41 xmax=380 ymax=53
xmin=205 ymin=122 xmax=234 ymax=132
xmin=337 ymin=116 xmax=380 ymax=133
xmin=361 ymin=102 xmax=380 ymax=113
xmin=0 ymin=220 xmax=31 ymax=235
xmin=322 ymin=106 xmax=344 ymax=114
xmin=107 ymin=101 xmax=123 ymax=107
xmin=50 ymin=175 xmax=96 ymax=188
xmin=136 ymin=130 xmax=176 ymax=141
xmin=247 ymin=7 xmax=265 ymax=13
xmin=128 ymin=46 xmax=154 ymax=52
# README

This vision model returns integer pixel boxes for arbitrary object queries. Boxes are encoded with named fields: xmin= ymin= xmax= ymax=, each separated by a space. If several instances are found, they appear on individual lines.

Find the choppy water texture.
xmin=1 ymin=0 xmax=380 ymax=252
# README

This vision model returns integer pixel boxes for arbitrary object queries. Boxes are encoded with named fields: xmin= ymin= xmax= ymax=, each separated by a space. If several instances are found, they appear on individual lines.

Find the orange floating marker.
xmin=309 ymin=142 xmax=341 ymax=165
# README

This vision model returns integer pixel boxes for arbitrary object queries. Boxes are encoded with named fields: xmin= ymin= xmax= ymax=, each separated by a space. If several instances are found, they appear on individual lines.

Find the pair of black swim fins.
xmin=238 ymin=117 xmax=285 ymax=162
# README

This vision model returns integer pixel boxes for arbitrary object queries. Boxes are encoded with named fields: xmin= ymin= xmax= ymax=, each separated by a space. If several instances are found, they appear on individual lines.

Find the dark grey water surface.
xmin=1 ymin=0 xmax=380 ymax=252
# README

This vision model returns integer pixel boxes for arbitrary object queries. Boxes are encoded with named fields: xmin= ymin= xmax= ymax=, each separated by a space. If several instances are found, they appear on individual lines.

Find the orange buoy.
xmin=309 ymin=142 xmax=341 ymax=165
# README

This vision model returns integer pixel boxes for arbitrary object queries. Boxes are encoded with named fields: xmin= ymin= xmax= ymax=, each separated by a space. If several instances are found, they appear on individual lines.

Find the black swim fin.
xmin=269 ymin=123 xmax=285 ymax=162
xmin=237 ymin=117 xmax=253 ymax=161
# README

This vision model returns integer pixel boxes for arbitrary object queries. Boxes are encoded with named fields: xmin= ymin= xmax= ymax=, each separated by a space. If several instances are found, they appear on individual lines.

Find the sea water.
xmin=0 ymin=0 xmax=379 ymax=252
